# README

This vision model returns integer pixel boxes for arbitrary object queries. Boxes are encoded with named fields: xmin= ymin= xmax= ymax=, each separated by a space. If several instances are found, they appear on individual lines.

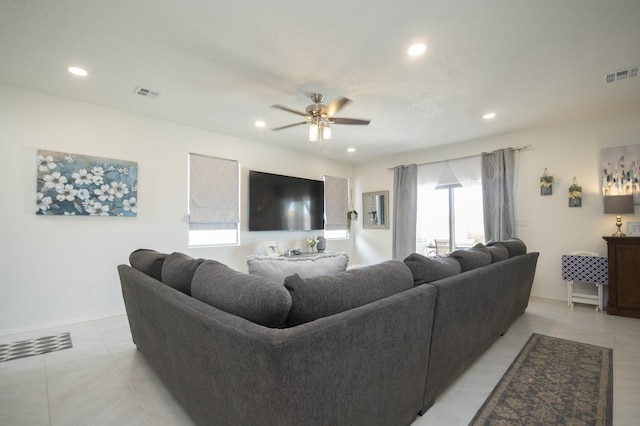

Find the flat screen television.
xmin=249 ymin=170 xmax=324 ymax=231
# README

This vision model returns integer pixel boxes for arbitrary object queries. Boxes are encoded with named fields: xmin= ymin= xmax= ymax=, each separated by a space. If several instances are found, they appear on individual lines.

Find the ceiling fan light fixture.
xmin=322 ymin=123 xmax=331 ymax=140
xmin=309 ymin=122 xmax=319 ymax=142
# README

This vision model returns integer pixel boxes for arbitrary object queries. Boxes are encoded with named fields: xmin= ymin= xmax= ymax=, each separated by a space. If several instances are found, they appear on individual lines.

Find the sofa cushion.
xmin=129 ymin=249 xmax=167 ymax=281
xmin=284 ymin=260 xmax=414 ymax=326
xmin=488 ymin=238 xmax=527 ymax=258
xmin=449 ymin=244 xmax=492 ymax=272
xmin=486 ymin=244 xmax=509 ymax=263
xmin=247 ymin=252 xmax=349 ymax=282
xmin=403 ymin=253 xmax=461 ymax=285
xmin=192 ymin=260 xmax=292 ymax=328
xmin=161 ymin=252 xmax=206 ymax=296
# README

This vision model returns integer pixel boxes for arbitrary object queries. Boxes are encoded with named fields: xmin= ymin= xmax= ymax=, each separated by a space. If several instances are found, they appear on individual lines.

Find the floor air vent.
xmin=604 ymin=65 xmax=638 ymax=85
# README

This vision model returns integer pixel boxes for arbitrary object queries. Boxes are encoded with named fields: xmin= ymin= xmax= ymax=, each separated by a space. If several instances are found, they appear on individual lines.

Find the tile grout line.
xmin=100 ymin=324 xmax=155 ymax=425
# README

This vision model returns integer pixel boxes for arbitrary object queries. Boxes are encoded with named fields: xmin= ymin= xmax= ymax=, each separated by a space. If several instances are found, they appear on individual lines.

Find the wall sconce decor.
xmin=540 ymin=168 xmax=553 ymax=196
xmin=603 ymin=195 xmax=635 ymax=236
xmin=568 ymin=177 xmax=582 ymax=207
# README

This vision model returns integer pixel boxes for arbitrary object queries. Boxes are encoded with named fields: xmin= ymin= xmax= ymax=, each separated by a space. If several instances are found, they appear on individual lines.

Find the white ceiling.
xmin=2 ymin=1 xmax=639 ymax=163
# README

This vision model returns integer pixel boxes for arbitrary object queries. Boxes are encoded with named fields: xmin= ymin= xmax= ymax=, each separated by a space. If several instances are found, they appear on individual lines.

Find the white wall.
xmin=353 ymin=107 xmax=640 ymax=301
xmin=0 ymin=84 xmax=352 ymax=332
xmin=3 ymin=82 xmax=639 ymax=332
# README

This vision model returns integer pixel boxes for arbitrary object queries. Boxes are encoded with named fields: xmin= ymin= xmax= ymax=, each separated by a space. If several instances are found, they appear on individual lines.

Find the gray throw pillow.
xmin=403 ymin=253 xmax=461 ymax=285
xmin=191 ymin=260 xmax=292 ymax=328
xmin=488 ymin=238 xmax=527 ymax=258
xmin=246 ymin=252 xmax=349 ymax=282
xmin=161 ymin=252 xmax=206 ymax=295
xmin=129 ymin=249 xmax=167 ymax=281
xmin=284 ymin=260 xmax=414 ymax=326
xmin=486 ymin=244 xmax=509 ymax=263
xmin=449 ymin=244 xmax=492 ymax=272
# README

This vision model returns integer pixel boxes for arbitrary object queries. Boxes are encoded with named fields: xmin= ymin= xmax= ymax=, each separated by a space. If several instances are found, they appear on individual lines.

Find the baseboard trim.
xmin=0 ymin=310 xmax=126 ymax=336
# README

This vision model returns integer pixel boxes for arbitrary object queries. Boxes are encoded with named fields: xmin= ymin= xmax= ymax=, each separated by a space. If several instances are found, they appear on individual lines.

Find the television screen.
xmin=249 ymin=171 xmax=324 ymax=231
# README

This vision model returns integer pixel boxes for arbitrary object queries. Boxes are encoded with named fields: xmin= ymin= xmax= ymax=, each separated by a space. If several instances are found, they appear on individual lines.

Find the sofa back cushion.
xmin=486 ymin=244 xmax=509 ymax=263
xmin=488 ymin=238 xmax=527 ymax=258
xmin=129 ymin=249 xmax=167 ymax=281
xmin=403 ymin=253 xmax=461 ymax=285
xmin=161 ymin=252 xmax=206 ymax=295
xmin=448 ymin=244 xmax=492 ymax=272
xmin=247 ymin=252 xmax=349 ymax=282
xmin=284 ymin=260 xmax=414 ymax=326
xmin=192 ymin=260 xmax=292 ymax=328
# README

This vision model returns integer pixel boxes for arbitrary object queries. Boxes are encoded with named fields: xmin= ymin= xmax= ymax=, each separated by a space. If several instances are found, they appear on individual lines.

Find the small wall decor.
xmin=362 ymin=190 xmax=389 ymax=229
xmin=36 ymin=150 xmax=138 ymax=216
xmin=568 ymin=177 xmax=582 ymax=207
xmin=540 ymin=168 xmax=554 ymax=196
xmin=601 ymin=143 xmax=640 ymax=204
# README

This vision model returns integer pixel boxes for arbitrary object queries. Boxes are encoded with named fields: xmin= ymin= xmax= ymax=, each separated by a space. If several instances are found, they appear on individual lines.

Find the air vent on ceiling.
xmin=133 ymin=86 xmax=160 ymax=98
xmin=603 ymin=65 xmax=638 ymax=85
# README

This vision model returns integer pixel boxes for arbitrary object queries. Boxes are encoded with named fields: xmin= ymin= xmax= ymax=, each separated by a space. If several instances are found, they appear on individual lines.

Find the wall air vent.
xmin=133 ymin=86 xmax=160 ymax=98
xmin=603 ymin=65 xmax=638 ymax=85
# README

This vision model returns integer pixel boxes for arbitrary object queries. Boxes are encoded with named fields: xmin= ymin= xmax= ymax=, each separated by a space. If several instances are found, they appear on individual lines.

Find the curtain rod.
xmin=388 ymin=145 xmax=532 ymax=170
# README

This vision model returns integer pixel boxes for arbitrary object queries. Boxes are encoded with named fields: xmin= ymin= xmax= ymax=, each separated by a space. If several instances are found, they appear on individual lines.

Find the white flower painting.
xmin=36 ymin=150 xmax=138 ymax=216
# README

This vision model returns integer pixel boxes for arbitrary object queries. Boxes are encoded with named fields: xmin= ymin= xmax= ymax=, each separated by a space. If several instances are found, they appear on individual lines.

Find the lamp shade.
xmin=603 ymin=195 xmax=635 ymax=214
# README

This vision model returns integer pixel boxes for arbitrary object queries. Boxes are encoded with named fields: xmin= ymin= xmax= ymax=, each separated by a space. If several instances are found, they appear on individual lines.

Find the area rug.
xmin=469 ymin=333 xmax=612 ymax=426
xmin=0 ymin=332 xmax=72 ymax=362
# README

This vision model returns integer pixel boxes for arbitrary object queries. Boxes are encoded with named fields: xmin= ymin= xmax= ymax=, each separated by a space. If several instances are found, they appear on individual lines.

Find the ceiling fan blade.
xmin=272 ymin=121 xmax=308 ymax=131
xmin=324 ymin=97 xmax=352 ymax=116
xmin=272 ymin=104 xmax=308 ymax=117
xmin=331 ymin=117 xmax=371 ymax=125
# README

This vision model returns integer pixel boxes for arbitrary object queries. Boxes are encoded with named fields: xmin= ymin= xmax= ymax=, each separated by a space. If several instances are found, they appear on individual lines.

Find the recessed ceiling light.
xmin=483 ymin=112 xmax=496 ymax=120
xmin=67 ymin=66 xmax=88 ymax=77
xmin=347 ymin=147 xmax=356 ymax=153
xmin=254 ymin=121 xmax=266 ymax=128
xmin=408 ymin=43 xmax=427 ymax=56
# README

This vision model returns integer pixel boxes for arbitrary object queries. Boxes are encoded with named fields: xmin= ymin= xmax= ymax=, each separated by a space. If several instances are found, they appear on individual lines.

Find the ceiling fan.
xmin=271 ymin=93 xmax=370 ymax=146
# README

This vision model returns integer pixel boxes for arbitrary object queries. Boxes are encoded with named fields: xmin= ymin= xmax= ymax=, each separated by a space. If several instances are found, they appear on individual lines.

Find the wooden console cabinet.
xmin=603 ymin=236 xmax=640 ymax=318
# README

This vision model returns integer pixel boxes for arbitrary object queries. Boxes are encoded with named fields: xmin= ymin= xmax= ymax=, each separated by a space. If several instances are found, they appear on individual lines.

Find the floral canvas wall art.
xmin=601 ymin=144 xmax=640 ymax=204
xmin=36 ymin=150 xmax=138 ymax=216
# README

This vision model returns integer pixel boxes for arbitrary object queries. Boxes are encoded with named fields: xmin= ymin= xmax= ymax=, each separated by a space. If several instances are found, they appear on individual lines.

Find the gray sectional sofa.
xmin=118 ymin=239 xmax=538 ymax=426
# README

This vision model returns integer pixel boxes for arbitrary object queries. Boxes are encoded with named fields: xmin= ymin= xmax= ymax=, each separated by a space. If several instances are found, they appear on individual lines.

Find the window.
xmin=188 ymin=153 xmax=240 ymax=246
xmin=324 ymin=175 xmax=349 ymax=239
xmin=416 ymin=157 xmax=484 ymax=255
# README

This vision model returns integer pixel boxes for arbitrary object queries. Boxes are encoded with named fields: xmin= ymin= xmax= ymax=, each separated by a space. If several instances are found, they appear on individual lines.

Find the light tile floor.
xmin=1 ymin=298 xmax=639 ymax=425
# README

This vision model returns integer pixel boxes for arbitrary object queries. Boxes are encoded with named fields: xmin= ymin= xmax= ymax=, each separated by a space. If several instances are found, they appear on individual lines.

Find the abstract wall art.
xmin=36 ymin=149 xmax=138 ymax=216
xmin=601 ymin=144 xmax=640 ymax=204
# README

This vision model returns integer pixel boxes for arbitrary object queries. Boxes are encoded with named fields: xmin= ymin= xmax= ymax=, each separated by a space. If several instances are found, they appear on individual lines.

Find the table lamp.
xmin=603 ymin=195 xmax=635 ymax=236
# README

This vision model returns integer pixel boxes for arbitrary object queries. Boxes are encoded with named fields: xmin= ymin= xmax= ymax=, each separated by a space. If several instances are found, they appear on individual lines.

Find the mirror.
xmin=362 ymin=191 xmax=389 ymax=229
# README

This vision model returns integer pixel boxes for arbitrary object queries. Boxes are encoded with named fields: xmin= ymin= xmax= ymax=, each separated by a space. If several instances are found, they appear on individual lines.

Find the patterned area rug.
xmin=470 ymin=333 xmax=612 ymax=426
xmin=0 ymin=332 xmax=72 ymax=362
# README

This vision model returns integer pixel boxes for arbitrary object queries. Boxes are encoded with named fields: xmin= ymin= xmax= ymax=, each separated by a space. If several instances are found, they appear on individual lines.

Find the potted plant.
xmin=568 ymin=177 xmax=582 ymax=207
xmin=306 ymin=237 xmax=318 ymax=253
xmin=540 ymin=168 xmax=554 ymax=196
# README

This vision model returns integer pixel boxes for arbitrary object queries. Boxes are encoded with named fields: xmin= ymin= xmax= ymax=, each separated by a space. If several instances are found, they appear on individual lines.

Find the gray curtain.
xmin=481 ymin=149 xmax=515 ymax=241
xmin=392 ymin=164 xmax=417 ymax=260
